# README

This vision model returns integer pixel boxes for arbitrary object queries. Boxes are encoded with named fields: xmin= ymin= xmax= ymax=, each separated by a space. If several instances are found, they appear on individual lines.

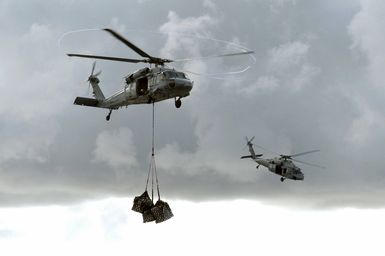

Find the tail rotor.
xmin=244 ymin=136 xmax=255 ymax=149
xmin=86 ymin=61 xmax=102 ymax=95
xmin=241 ymin=136 xmax=262 ymax=159
xmin=88 ymin=61 xmax=102 ymax=83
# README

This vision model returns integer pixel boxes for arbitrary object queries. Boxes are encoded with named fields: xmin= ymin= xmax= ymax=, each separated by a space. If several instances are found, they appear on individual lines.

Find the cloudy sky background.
xmin=1 ymin=0 xmax=385 ymax=254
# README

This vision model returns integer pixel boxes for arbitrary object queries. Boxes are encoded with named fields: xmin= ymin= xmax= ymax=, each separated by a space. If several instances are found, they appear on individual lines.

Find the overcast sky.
xmin=1 ymin=0 xmax=385 ymax=254
xmin=0 ymin=0 xmax=385 ymax=210
xmin=1 ymin=0 xmax=385 ymax=208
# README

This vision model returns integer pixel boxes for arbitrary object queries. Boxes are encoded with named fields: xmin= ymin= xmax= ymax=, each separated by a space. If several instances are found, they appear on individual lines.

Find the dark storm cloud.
xmin=1 ymin=0 xmax=385 ymax=209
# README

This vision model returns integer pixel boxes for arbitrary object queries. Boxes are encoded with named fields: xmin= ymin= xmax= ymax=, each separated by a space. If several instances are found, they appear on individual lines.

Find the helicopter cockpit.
xmin=293 ymin=168 xmax=302 ymax=174
xmin=158 ymin=69 xmax=193 ymax=93
xmin=163 ymin=71 xmax=188 ymax=79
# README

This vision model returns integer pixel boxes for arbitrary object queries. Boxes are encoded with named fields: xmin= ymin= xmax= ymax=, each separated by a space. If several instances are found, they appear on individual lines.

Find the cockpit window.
xmin=156 ymin=73 xmax=164 ymax=83
xmin=164 ymin=71 xmax=186 ymax=79
xmin=177 ymin=72 xmax=186 ymax=78
xmin=164 ymin=71 xmax=173 ymax=78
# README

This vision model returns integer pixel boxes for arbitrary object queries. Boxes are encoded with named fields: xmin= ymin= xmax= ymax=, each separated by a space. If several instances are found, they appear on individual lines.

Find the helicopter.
xmin=241 ymin=136 xmax=323 ymax=182
xmin=67 ymin=28 xmax=254 ymax=121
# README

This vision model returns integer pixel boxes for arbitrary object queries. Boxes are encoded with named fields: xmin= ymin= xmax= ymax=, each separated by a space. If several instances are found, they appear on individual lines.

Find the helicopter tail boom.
xmin=241 ymin=154 xmax=263 ymax=159
xmin=88 ymin=76 xmax=105 ymax=100
xmin=74 ymin=97 xmax=100 ymax=107
xmin=241 ymin=136 xmax=264 ymax=160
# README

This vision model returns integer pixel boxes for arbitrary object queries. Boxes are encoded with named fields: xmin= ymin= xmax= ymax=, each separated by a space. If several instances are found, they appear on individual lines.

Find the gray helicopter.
xmin=241 ymin=136 xmax=323 ymax=182
xmin=67 ymin=28 xmax=253 ymax=121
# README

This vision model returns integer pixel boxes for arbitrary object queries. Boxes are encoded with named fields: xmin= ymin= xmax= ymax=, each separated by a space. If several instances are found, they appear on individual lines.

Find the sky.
xmin=1 ymin=0 xmax=385 ymax=255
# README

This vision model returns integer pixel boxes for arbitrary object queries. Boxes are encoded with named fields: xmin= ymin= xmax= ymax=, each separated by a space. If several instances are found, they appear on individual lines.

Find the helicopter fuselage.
xmin=255 ymin=157 xmax=304 ymax=181
xmin=103 ymin=67 xmax=192 ymax=108
xmin=75 ymin=66 xmax=193 ymax=112
xmin=242 ymin=137 xmax=322 ymax=182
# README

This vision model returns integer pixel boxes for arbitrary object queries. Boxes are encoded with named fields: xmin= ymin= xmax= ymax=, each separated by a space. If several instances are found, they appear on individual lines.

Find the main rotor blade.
xmin=173 ymin=50 xmax=254 ymax=62
xmin=290 ymin=150 xmax=320 ymax=158
xmin=291 ymin=158 xmax=325 ymax=169
xmin=67 ymin=53 xmax=146 ymax=63
xmin=103 ymin=28 xmax=152 ymax=58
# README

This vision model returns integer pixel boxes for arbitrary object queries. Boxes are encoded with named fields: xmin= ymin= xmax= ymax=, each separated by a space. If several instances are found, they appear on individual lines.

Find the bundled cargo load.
xmin=132 ymin=190 xmax=153 ymax=214
xmin=151 ymin=200 xmax=174 ymax=224
xmin=132 ymin=103 xmax=173 ymax=224
xmin=143 ymin=208 xmax=156 ymax=223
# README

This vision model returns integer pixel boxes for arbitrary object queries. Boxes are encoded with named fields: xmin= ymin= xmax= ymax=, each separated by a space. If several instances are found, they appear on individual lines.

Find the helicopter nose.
xmin=175 ymin=80 xmax=193 ymax=91
xmin=298 ymin=173 xmax=304 ymax=180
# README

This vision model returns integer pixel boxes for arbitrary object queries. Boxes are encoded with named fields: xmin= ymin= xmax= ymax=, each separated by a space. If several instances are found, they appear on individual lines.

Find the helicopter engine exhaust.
xmin=125 ymin=67 xmax=150 ymax=84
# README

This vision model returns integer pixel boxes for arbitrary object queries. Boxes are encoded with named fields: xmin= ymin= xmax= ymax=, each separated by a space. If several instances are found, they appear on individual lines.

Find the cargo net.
xmin=132 ymin=103 xmax=174 ymax=224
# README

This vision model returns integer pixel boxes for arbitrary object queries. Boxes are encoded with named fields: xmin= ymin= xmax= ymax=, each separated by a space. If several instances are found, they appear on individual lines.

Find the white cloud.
xmin=240 ymin=76 xmax=279 ymax=95
xmin=269 ymin=0 xmax=297 ymax=12
xmin=1 ymin=198 xmax=385 ymax=256
xmin=93 ymin=128 xmax=138 ymax=169
xmin=108 ymin=17 xmax=126 ymax=33
xmin=157 ymin=143 xmax=195 ymax=175
xmin=345 ymin=95 xmax=385 ymax=146
xmin=0 ymin=120 xmax=58 ymax=163
xmin=157 ymin=132 xmax=256 ymax=182
xmin=268 ymin=41 xmax=309 ymax=69
xmin=266 ymin=40 xmax=320 ymax=92
xmin=0 ymin=23 xmax=73 ymax=120
xmin=137 ymin=0 xmax=151 ymax=4
xmin=158 ymin=11 xmax=220 ymax=89
xmin=292 ymin=63 xmax=321 ymax=91
xmin=203 ymin=0 xmax=216 ymax=11
xmin=0 ymin=23 xmax=74 ymax=164
xmin=159 ymin=11 xmax=218 ymax=58
xmin=349 ymin=0 xmax=385 ymax=87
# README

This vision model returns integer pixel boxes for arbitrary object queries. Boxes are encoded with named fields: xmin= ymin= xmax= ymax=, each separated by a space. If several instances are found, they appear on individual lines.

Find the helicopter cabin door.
xmin=275 ymin=164 xmax=283 ymax=175
xmin=136 ymin=76 xmax=148 ymax=96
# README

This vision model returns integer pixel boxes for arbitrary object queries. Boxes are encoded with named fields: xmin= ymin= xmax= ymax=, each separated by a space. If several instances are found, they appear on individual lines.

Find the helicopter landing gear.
xmin=175 ymin=97 xmax=182 ymax=108
xmin=106 ymin=109 xmax=112 ymax=121
xmin=147 ymin=96 xmax=155 ymax=104
xmin=280 ymin=177 xmax=285 ymax=182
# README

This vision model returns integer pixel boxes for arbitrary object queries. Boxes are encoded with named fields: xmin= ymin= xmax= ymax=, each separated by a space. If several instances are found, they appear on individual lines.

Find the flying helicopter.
xmin=241 ymin=136 xmax=323 ymax=182
xmin=67 ymin=28 xmax=254 ymax=121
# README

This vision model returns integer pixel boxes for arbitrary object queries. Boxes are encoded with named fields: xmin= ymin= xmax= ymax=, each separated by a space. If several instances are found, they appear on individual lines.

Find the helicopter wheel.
xmin=175 ymin=98 xmax=182 ymax=108
xmin=148 ymin=96 xmax=155 ymax=104
xmin=280 ymin=177 xmax=285 ymax=182
xmin=106 ymin=109 xmax=112 ymax=121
